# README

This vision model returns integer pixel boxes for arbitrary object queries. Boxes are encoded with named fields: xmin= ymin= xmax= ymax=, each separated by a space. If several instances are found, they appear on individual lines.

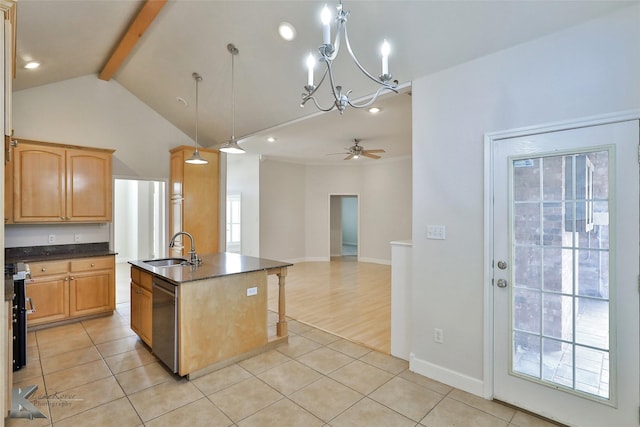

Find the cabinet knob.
xmin=41 ymin=267 xmax=46 ymax=272
xmin=91 ymin=263 xmax=95 ymax=267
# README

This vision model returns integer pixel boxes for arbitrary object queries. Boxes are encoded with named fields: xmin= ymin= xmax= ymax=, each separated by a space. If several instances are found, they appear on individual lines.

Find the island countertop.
xmin=129 ymin=252 xmax=292 ymax=285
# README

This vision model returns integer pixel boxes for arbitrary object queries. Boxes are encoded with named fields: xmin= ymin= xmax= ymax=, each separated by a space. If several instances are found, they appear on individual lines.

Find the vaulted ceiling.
xmin=14 ymin=0 xmax=633 ymax=163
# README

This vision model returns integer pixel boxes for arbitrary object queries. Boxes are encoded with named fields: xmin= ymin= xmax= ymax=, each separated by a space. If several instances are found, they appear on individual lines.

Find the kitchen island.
xmin=129 ymin=252 xmax=291 ymax=379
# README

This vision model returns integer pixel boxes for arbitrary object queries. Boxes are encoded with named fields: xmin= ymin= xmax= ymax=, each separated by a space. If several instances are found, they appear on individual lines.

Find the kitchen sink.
xmin=143 ymin=258 xmax=191 ymax=268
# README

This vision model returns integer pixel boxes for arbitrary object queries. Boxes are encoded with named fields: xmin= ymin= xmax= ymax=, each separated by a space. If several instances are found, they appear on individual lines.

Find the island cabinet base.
xmin=186 ymin=335 xmax=288 ymax=380
xmin=177 ymin=270 xmax=271 ymax=377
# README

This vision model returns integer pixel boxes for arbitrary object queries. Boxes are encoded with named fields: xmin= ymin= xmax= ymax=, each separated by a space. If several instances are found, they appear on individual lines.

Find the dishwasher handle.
xmin=152 ymin=280 xmax=177 ymax=297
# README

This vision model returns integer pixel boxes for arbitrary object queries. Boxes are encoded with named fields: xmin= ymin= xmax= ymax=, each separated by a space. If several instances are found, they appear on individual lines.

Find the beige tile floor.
xmin=7 ymin=301 xmax=565 ymax=427
xmin=9 ymin=263 xmax=564 ymax=426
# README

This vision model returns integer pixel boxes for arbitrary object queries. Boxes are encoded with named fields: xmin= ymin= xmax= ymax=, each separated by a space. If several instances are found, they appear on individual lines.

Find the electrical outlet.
xmin=246 ymin=286 xmax=258 ymax=296
xmin=74 ymin=233 xmax=81 ymax=242
xmin=48 ymin=234 xmax=56 ymax=244
xmin=434 ymin=328 xmax=444 ymax=344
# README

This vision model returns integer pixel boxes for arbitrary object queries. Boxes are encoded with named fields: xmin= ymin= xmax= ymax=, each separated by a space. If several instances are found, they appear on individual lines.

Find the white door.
xmin=492 ymin=120 xmax=639 ymax=426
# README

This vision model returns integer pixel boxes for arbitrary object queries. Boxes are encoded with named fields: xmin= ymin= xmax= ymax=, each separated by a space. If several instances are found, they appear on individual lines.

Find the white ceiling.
xmin=14 ymin=0 xmax=634 ymax=164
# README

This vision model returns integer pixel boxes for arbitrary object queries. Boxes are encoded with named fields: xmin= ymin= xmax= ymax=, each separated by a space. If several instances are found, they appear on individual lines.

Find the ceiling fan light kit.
xmin=301 ymin=0 xmax=399 ymax=114
xmin=331 ymin=138 xmax=386 ymax=160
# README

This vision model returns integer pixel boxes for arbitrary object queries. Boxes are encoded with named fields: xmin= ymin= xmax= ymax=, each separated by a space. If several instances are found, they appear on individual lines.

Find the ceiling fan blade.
xmin=362 ymin=152 xmax=381 ymax=159
xmin=344 ymin=154 xmax=355 ymax=160
xmin=364 ymin=149 xmax=385 ymax=153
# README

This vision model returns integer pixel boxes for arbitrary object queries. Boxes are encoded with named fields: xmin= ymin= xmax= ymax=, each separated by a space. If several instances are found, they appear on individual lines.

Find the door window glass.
xmin=511 ymin=150 xmax=610 ymax=400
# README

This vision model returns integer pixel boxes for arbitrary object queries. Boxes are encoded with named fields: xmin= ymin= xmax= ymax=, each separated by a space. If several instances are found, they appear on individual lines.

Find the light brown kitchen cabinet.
xmin=26 ymin=256 xmax=115 ymax=327
xmin=4 ymin=136 xmax=12 ymax=223
xmin=25 ymin=260 xmax=70 ymax=326
xmin=69 ymin=257 xmax=115 ymax=317
xmin=169 ymin=146 xmax=220 ymax=257
xmin=11 ymin=139 xmax=114 ymax=223
xmin=130 ymin=266 xmax=152 ymax=346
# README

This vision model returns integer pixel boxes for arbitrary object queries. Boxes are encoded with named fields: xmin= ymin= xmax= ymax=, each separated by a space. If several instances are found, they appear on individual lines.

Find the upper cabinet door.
xmin=66 ymin=149 xmax=112 ymax=221
xmin=11 ymin=141 xmax=113 ymax=223
xmin=13 ymin=143 xmax=66 ymax=222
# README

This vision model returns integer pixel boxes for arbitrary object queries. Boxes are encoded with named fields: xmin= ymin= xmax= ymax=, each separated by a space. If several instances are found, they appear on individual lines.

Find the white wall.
xmin=259 ymin=157 xmax=412 ymax=264
xmin=227 ymin=154 xmax=261 ymax=257
xmin=259 ymin=160 xmax=306 ymax=262
xmin=361 ymin=158 xmax=412 ymax=262
xmin=6 ymin=75 xmax=193 ymax=248
xmin=410 ymin=4 xmax=640 ymax=395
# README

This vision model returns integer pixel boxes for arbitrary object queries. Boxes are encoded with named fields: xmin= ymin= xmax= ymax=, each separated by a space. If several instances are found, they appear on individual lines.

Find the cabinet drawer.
xmin=139 ymin=270 xmax=152 ymax=292
xmin=29 ymin=260 xmax=68 ymax=277
xmin=131 ymin=266 xmax=152 ymax=291
xmin=70 ymin=256 xmax=113 ymax=272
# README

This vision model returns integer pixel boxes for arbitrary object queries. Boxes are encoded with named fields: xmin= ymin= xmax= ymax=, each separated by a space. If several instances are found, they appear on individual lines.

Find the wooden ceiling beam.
xmin=99 ymin=0 xmax=167 ymax=81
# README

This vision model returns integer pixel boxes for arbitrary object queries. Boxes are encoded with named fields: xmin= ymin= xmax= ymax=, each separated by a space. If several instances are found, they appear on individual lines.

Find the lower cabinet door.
xmin=130 ymin=283 xmax=152 ymax=346
xmin=26 ymin=278 xmax=69 ymax=326
xmin=70 ymin=270 xmax=114 ymax=317
xmin=138 ymin=286 xmax=152 ymax=346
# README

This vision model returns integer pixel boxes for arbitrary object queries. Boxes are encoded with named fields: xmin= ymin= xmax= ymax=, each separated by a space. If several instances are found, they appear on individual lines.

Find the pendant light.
xmin=220 ymin=43 xmax=245 ymax=154
xmin=185 ymin=72 xmax=209 ymax=164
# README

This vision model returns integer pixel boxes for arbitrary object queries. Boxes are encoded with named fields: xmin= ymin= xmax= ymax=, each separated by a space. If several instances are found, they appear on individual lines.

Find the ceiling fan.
xmin=332 ymin=139 xmax=386 ymax=160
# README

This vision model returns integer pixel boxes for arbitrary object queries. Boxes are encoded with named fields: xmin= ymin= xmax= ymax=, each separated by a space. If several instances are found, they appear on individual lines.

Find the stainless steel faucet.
xmin=169 ymin=231 xmax=202 ymax=265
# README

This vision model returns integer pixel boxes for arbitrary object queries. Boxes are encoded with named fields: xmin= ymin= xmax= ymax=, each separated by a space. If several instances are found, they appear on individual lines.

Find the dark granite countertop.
xmin=5 ymin=243 xmax=116 ymax=264
xmin=129 ymin=252 xmax=292 ymax=285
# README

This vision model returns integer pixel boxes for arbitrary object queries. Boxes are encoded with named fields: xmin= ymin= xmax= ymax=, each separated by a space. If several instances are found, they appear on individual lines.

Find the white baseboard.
xmin=409 ymin=353 xmax=485 ymax=397
xmin=358 ymin=257 xmax=391 ymax=265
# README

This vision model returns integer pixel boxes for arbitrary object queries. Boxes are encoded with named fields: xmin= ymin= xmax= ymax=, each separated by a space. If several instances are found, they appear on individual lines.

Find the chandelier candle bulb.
xmin=306 ymin=54 xmax=315 ymax=87
xmin=381 ymin=40 xmax=390 ymax=76
xmin=321 ymin=5 xmax=331 ymax=45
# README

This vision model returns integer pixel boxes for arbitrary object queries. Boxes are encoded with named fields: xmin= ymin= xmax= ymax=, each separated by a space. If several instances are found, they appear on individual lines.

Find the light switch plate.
xmin=246 ymin=287 xmax=258 ymax=296
xmin=427 ymin=225 xmax=446 ymax=240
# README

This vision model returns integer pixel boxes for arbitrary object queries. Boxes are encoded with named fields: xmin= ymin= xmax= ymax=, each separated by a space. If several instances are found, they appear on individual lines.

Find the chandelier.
xmin=301 ymin=0 xmax=398 ymax=114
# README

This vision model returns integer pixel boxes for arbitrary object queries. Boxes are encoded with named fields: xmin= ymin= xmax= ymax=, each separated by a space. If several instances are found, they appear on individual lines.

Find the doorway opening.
xmin=330 ymin=195 xmax=358 ymax=259
xmin=226 ymin=193 xmax=241 ymax=253
xmin=113 ymin=178 xmax=167 ymax=304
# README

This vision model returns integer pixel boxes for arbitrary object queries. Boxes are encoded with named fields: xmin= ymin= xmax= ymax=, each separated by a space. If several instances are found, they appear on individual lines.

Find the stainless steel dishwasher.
xmin=152 ymin=277 xmax=178 ymax=373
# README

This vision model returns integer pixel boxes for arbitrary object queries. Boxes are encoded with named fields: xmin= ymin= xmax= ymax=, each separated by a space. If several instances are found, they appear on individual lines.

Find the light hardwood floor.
xmin=267 ymin=256 xmax=391 ymax=354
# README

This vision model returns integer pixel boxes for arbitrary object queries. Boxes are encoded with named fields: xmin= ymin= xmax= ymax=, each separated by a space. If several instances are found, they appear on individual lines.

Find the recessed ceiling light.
xmin=368 ymin=107 xmax=381 ymax=114
xmin=278 ymin=22 xmax=296 ymax=41
xmin=267 ymin=137 xmax=277 ymax=143
xmin=24 ymin=61 xmax=40 ymax=70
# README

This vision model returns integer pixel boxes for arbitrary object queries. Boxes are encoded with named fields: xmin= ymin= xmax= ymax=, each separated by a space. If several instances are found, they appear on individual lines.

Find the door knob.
xmin=496 ymin=279 xmax=508 ymax=288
